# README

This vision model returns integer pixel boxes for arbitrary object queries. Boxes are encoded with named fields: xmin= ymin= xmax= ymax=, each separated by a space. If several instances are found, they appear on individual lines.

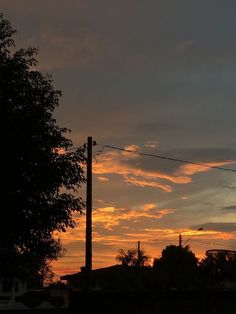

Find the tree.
xmin=153 ymin=245 xmax=198 ymax=289
xmin=0 ymin=13 xmax=86 ymax=283
xmin=116 ymin=248 xmax=150 ymax=267
xmin=199 ymin=250 xmax=236 ymax=285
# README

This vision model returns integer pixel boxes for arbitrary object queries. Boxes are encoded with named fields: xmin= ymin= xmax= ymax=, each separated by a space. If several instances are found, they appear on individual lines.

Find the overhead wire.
xmin=95 ymin=143 xmax=236 ymax=173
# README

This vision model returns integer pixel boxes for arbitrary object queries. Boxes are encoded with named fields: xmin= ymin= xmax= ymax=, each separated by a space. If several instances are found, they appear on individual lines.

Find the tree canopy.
xmin=116 ymin=248 xmax=150 ymax=267
xmin=199 ymin=250 xmax=236 ymax=285
xmin=153 ymin=245 xmax=198 ymax=289
xmin=0 ymin=13 xmax=85 ymax=282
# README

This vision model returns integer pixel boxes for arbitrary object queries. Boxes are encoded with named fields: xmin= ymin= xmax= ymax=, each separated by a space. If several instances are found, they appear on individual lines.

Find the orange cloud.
xmin=93 ymin=149 xmax=191 ymax=192
xmin=97 ymin=176 xmax=109 ymax=182
xmin=94 ymin=158 xmax=191 ymax=183
xmin=158 ymin=209 xmax=175 ymax=215
xmin=124 ymin=176 xmax=172 ymax=192
xmin=94 ymin=149 xmax=236 ymax=192
xmin=143 ymin=203 xmax=157 ymax=211
xmin=122 ymin=144 xmax=140 ymax=158
xmin=177 ymin=160 xmax=236 ymax=176
xmin=91 ymin=204 xmax=175 ymax=230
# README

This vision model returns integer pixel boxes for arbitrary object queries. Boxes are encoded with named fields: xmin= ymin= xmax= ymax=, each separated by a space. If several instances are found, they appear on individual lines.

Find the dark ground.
xmin=68 ymin=290 xmax=236 ymax=314
xmin=0 ymin=290 xmax=235 ymax=314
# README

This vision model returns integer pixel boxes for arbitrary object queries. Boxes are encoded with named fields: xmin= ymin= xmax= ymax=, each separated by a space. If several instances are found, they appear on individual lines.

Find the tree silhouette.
xmin=199 ymin=251 xmax=236 ymax=285
xmin=0 ymin=13 xmax=85 ymax=283
xmin=116 ymin=248 xmax=150 ymax=266
xmin=153 ymin=245 xmax=198 ymax=289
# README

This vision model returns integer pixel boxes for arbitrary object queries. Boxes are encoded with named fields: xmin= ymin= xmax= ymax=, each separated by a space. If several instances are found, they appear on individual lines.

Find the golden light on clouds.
xmin=91 ymin=204 xmax=175 ymax=230
xmin=177 ymin=160 xmax=236 ymax=176
xmin=93 ymin=149 xmax=193 ymax=193
xmin=93 ymin=156 xmax=191 ymax=183
xmin=124 ymin=176 xmax=172 ymax=192
xmin=97 ymin=176 xmax=109 ymax=182
xmin=143 ymin=203 xmax=157 ymax=211
xmin=98 ymin=207 xmax=116 ymax=212
xmin=122 ymin=144 xmax=140 ymax=158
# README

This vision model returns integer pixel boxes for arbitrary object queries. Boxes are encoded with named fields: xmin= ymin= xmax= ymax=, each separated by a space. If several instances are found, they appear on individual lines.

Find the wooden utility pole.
xmin=86 ymin=136 xmax=93 ymax=290
xmin=137 ymin=241 xmax=141 ymax=253
xmin=179 ymin=234 xmax=182 ymax=247
xmin=137 ymin=241 xmax=141 ymax=266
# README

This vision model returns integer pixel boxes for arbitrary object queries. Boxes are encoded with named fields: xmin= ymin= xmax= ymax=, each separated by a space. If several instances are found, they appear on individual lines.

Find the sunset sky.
xmin=2 ymin=0 xmax=236 ymax=278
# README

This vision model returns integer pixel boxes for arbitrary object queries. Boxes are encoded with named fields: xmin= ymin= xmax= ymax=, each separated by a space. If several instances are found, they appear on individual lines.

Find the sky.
xmin=1 ymin=0 xmax=236 ymax=278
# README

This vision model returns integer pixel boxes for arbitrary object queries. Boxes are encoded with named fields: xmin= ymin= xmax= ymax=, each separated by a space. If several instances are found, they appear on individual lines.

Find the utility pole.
xmin=138 ymin=241 xmax=141 ymax=253
xmin=86 ymin=136 xmax=93 ymax=290
xmin=179 ymin=234 xmax=182 ymax=247
xmin=137 ymin=241 xmax=141 ymax=266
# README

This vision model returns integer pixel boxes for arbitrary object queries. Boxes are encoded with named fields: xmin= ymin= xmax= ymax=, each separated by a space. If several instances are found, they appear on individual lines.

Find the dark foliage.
xmin=0 ymin=13 xmax=86 ymax=282
xmin=199 ymin=251 xmax=236 ymax=286
xmin=116 ymin=248 xmax=150 ymax=267
xmin=153 ymin=245 xmax=199 ymax=289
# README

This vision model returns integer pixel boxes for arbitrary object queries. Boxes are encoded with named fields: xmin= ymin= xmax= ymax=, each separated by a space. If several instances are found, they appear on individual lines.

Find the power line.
xmin=95 ymin=143 xmax=236 ymax=173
